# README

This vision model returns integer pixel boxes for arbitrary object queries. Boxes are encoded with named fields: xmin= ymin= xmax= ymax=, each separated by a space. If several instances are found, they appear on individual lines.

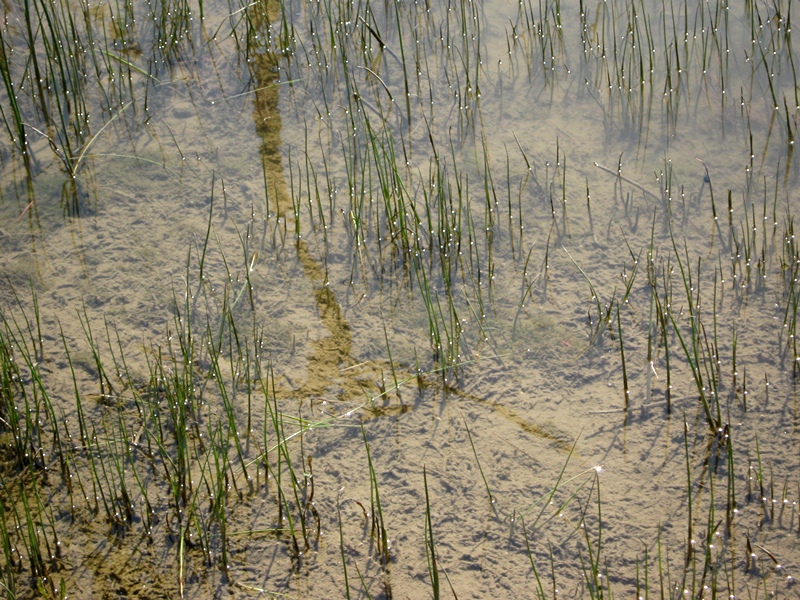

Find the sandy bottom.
xmin=1 ymin=0 xmax=799 ymax=597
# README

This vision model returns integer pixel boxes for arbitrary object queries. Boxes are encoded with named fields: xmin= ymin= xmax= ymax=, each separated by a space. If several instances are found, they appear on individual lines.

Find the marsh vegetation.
xmin=1 ymin=0 xmax=799 ymax=597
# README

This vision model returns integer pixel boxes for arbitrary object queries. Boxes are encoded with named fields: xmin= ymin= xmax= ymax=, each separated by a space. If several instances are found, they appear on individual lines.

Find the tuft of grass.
xmin=423 ymin=466 xmax=439 ymax=600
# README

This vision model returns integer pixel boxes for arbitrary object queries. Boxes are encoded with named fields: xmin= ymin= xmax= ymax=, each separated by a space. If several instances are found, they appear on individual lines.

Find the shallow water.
xmin=1 ymin=0 xmax=799 ymax=597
